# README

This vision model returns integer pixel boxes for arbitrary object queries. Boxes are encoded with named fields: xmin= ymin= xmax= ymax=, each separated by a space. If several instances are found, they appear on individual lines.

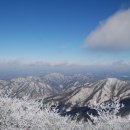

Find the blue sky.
xmin=0 ymin=0 xmax=130 ymax=67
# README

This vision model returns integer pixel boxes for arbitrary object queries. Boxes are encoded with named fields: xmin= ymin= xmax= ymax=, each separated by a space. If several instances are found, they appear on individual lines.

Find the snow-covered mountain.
xmin=1 ymin=74 xmax=130 ymax=109
xmin=38 ymin=73 xmax=95 ymax=92
xmin=44 ymin=78 xmax=130 ymax=109
xmin=0 ymin=73 xmax=94 ymax=99
xmin=0 ymin=76 xmax=58 ymax=99
xmin=1 ymin=75 xmax=130 ymax=121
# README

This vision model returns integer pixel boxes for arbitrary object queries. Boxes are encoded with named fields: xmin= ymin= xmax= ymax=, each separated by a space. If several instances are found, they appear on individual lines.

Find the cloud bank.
xmin=0 ymin=60 xmax=130 ymax=73
xmin=86 ymin=8 xmax=130 ymax=51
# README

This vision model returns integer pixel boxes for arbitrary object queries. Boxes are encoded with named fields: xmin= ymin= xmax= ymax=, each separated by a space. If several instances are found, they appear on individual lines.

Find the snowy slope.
xmin=45 ymin=78 xmax=130 ymax=108
xmin=0 ymin=76 xmax=58 ymax=99
xmin=38 ymin=73 xmax=95 ymax=91
xmin=0 ymin=73 xmax=95 ymax=99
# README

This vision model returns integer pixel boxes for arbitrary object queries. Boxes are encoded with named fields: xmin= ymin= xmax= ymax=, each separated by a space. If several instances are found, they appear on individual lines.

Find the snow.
xmin=0 ymin=77 xmax=130 ymax=129
xmin=0 ymin=97 xmax=130 ymax=130
xmin=47 ymin=78 xmax=130 ymax=107
xmin=0 ymin=78 xmax=57 ymax=99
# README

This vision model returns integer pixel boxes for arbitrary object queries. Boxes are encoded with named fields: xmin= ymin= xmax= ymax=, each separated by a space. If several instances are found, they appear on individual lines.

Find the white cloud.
xmin=86 ymin=9 xmax=130 ymax=51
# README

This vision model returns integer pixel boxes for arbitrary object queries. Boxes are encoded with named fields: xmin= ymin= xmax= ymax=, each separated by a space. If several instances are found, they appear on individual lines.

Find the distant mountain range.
xmin=1 ymin=73 xmax=130 ymax=121
xmin=0 ymin=73 xmax=95 ymax=99
xmin=37 ymin=73 xmax=96 ymax=92
xmin=0 ymin=73 xmax=130 ymax=113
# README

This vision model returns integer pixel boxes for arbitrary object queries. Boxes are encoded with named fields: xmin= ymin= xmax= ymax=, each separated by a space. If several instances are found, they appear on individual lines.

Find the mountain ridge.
xmin=44 ymin=78 xmax=130 ymax=109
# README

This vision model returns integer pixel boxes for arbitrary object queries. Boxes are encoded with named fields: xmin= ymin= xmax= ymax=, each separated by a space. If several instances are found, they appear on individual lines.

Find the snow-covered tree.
xmin=0 ymin=96 xmax=130 ymax=130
